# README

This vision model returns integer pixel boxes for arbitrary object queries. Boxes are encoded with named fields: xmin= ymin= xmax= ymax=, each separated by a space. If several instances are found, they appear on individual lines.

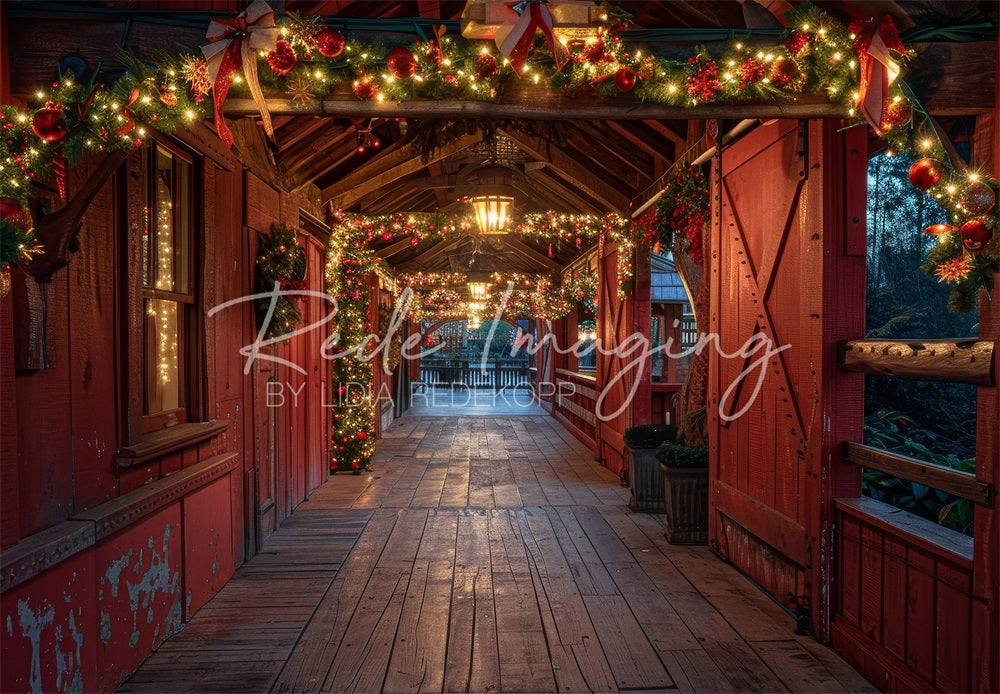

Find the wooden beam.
xmin=427 ymin=161 xmax=452 ymax=209
xmin=321 ymin=132 xmax=480 ymax=206
xmin=605 ymin=120 xmax=668 ymax=162
xmin=402 ymin=238 xmax=465 ymax=270
xmin=502 ymin=237 xmax=562 ymax=272
xmin=643 ymin=119 xmax=686 ymax=147
xmin=523 ymin=167 xmax=603 ymax=214
xmin=838 ymin=339 xmax=994 ymax=386
xmin=501 ymin=128 xmax=631 ymax=212
xmin=226 ymin=95 xmax=848 ymax=121
xmin=374 ymin=235 xmax=421 ymax=260
xmin=844 ymin=442 xmax=993 ymax=507
xmin=569 ymin=122 xmax=651 ymax=182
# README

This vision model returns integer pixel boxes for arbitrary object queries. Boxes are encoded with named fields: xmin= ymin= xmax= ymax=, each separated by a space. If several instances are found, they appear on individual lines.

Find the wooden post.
xmin=971 ymin=95 xmax=1000 ymax=693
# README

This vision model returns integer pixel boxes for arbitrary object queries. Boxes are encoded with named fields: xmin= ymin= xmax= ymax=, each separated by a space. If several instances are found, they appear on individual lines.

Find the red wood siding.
xmin=1 ymin=142 xmax=327 ymax=693
xmin=833 ymin=498 xmax=977 ymax=692
xmin=595 ymin=242 xmax=652 ymax=478
xmin=708 ymin=119 xmax=865 ymax=638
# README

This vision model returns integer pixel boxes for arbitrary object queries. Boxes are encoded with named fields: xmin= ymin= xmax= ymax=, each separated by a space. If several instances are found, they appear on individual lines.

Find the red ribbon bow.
xmin=115 ymin=87 xmax=141 ymax=137
xmin=497 ymin=0 xmax=571 ymax=75
xmin=850 ymin=15 xmax=904 ymax=136
xmin=202 ymin=0 xmax=279 ymax=149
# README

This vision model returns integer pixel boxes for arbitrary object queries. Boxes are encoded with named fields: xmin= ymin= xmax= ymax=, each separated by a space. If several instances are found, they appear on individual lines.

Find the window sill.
xmin=117 ymin=420 xmax=228 ymax=467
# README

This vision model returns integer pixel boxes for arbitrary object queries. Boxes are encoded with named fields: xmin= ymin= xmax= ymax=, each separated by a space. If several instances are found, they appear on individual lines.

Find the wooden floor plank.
xmin=123 ymin=415 xmax=871 ymax=694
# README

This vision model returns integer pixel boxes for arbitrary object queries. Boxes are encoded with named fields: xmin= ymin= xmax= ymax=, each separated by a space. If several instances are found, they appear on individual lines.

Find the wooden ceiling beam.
xmin=570 ymin=122 xmax=652 ymax=181
xmin=402 ymin=238 xmax=465 ymax=270
xmin=285 ymin=125 xmax=356 ymax=176
xmin=226 ymin=96 xmax=848 ymax=120
xmin=357 ymin=173 xmax=457 ymax=211
xmin=503 ymin=236 xmax=562 ymax=272
xmin=510 ymin=177 xmax=572 ymax=213
xmin=427 ymin=161 xmax=453 ymax=209
xmin=321 ymin=132 xmax=481 ymax=206
xmin=501 ymin=128 xmax=630 ymax=212
xmin=642 ymin=120 xmax=686 ymax=148
xmin=605 ymin=121 xmax=670 ymax=163
xmin=374 ymin=235 xmax=421 ymax=260
xmin=277 ymin=116 xmax=331 ymax=154
xmin=523 ymin=167 xmax=603 ymax=214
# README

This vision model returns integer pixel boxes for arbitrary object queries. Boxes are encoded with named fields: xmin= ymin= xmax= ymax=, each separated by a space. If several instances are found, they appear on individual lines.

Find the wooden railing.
xmin=418 ymin=359 xmax=532 ymax=391
xmin=838 ymin=338 xmax=994 ymax=386
xmin=843 ymin=442 xmax=993 ymax=507
xmin=832 ymin=336 xmax=996 ymax=691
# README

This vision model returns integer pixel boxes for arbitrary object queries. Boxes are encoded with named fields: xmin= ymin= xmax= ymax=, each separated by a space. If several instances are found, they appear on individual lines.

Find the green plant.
xmin=624 ymin=425 xmax=677 ymax=450
xmin=863 ymin=410 xmax=975 ymax=536
xmin=656 ymin=441 xmax=708 ymax=469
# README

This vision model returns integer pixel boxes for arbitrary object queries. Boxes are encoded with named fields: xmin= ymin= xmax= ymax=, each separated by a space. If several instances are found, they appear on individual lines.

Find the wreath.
xmin=254 ymin=223 xmax=306 ymax=340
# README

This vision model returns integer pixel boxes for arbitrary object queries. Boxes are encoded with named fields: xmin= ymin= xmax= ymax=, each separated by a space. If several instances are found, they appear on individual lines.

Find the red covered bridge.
xmin=1 ymin=1 xmax=998 ymax=692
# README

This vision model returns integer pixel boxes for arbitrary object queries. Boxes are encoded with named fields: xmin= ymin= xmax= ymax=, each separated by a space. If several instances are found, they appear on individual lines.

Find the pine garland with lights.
xmin=652 ymin=165 xmax=710 ymax=265
xmin=255 ymin=223 xmax=306 ymax=340
xmin=326 ymin=241 xmax=385 ymax=474
xmin=2 ymin=1 xmax=997 ymax=316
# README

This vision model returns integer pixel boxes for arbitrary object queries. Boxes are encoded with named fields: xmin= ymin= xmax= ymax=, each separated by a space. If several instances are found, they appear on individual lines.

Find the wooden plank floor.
xmin=122 ymin=416 xmax=875 ymax=693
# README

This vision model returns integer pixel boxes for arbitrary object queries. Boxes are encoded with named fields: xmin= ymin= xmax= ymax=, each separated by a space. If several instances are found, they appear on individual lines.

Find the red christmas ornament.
xmin=267 ymin=40 xmax=298 ymax=76
xmin=315 ymin=28 xmax=346 ymax=58
xmin=386 ymin=46 xmax=418 ymax=79
xmin=769 ymin=58 xmax=803 ymax=89
xmin=738 ymin=58 xmax=765 ymax=89
xmin=614 ymin=67 xmax=636 ymax=92
xmin=357 ymin=431 xmax=368 ymax=440
xmin=382 ymin=231 xmax=393 ymax=241
xmin=582 ymin=40 xmax=609 ymax=64
xmin=409 ymin=236 xmax=420 ymax=246
xmin=923 ymin=223 xmax=956 ymax=236
xmin=352 ymin=77 xmax=379 ymax=101
xmin=880 ymin=99 xmax=912 ymax=129
xmin=784 ymin=31 xmax=809 ymax=54
xmin=959 ymin=181 xmax=995 ymax=214
xmin=908 ymin=158 xmax=943 ymax=190
xmin=960 ymin=218 xmax=992 ymax=251
xmin=475 ymin=54 xmax=499 ymax=80
xmin=32 ymin=102 xmax=67 ymax=143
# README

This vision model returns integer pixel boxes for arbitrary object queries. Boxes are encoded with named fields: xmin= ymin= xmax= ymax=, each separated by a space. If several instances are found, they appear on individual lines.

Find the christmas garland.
xmin=2 ymin=2 xmax=996 ymax=309
xmin=254 ymin=223 xmax=306 ymax=340
xmin=325 ymin=241 xmax=382 ymax=474
xmin=649 ymin=165 xmax=710 ymax=265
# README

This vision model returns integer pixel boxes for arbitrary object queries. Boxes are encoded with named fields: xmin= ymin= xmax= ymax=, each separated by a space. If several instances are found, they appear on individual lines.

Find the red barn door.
xmin=707 ymin=119 xmax=866 ymax=639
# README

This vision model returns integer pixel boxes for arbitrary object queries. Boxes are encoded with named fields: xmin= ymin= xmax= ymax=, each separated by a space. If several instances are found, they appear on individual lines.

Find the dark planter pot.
xmin=660 ymin=463 xmax=709 ymax=544
xmin=622 ymin=425 xmax=676 ymax=511
xmin=625 ymin=447 xmax=664 ymax=513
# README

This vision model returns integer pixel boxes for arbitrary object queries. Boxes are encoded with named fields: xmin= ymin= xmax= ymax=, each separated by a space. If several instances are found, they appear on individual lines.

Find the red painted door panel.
xmin=708 ymin=119 xmax=865 ymax=639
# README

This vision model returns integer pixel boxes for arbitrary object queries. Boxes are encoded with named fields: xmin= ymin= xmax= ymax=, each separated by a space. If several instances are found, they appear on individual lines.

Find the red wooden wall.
xmin=593 ymin=242 xmax=652 ymax=478
xmin=707 ymin=119 xmax=866 ymax=639
xmin=0 ymin=140 xmax=330 ymax=692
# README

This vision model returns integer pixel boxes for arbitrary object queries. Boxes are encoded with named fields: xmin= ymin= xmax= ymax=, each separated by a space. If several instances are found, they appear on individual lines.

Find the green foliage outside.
xmin=865 ymin=152 xmax=979 ymax=536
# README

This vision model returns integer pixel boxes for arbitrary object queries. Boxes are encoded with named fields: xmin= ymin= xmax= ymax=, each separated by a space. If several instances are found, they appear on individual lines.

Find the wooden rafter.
xmin=321 ymin=132 xmax=481 ymax=206
xmin=503 ymin=237 xmax=562 ymax=272
xmin=500 ymin=128 xmax=630 ymax=212
xmin=523 ymin=165 xmax=603 ymax=214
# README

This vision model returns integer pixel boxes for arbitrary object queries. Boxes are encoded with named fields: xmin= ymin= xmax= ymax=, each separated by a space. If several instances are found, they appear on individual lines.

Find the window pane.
xmin=144 ymin=298 xmax=181 ymax=414
xmin=153 ymin=147 xmax=175 ymax=292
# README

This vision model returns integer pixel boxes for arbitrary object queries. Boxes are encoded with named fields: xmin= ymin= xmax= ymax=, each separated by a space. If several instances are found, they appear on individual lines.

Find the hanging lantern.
xmin=468 ymin=281 xmax=489 ymax=299
xmin=458 ymin=164 xmax=516 ymax=235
